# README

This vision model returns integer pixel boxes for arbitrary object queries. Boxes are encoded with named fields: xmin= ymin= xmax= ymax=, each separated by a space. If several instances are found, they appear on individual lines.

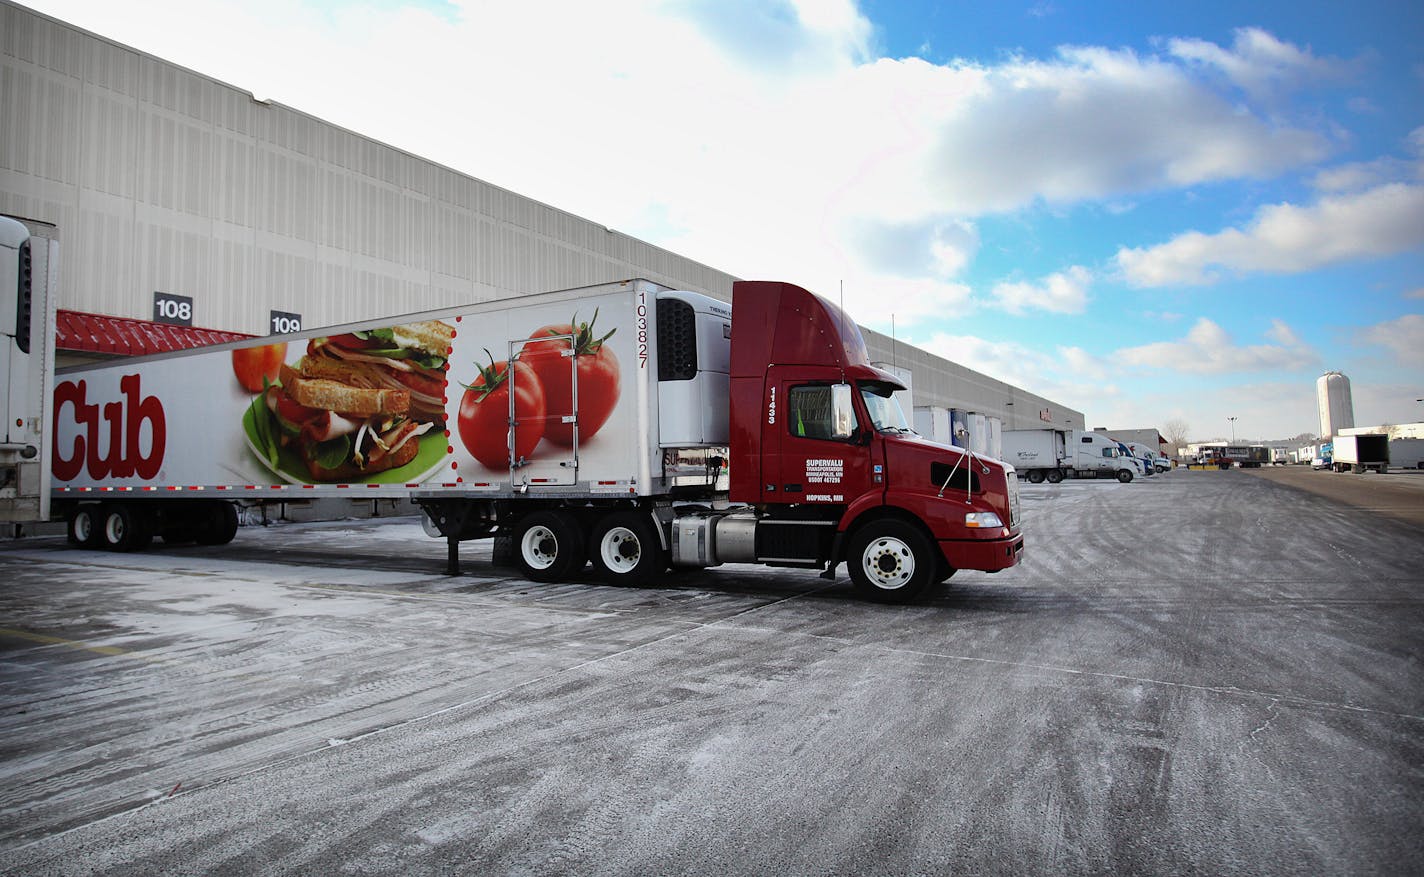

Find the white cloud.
xmin=916 ymin=333 xmax=1117 ymax=412
xmin=920 ymin=45 xmax=1330 ymax=214
xmin=1167 ymin=27 xmax=1353 ymax=101
xmin=1405 ymin=288 xmax=1424 ymax=299
xmin=989 ymin=265 xmax=1092 ymax=314
xmin=1310 ymin=158 xmax=1417 ymax=192
xmin=1117 ymin=318 xmax=1318 ymax=374
xmin=1116 ymin=183 xmax=1424 ymax=286
xmin=1358 ymin=314 xmax=1424 ymax=366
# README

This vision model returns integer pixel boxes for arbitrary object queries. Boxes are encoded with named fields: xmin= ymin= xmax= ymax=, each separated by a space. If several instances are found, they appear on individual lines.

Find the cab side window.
xmin=787 ymin=385 xmax=840 ymax=440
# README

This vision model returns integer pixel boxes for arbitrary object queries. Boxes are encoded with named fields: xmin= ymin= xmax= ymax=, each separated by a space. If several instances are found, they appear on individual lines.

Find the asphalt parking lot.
xmin=1 ymin=468 xmax=1421 ymax=875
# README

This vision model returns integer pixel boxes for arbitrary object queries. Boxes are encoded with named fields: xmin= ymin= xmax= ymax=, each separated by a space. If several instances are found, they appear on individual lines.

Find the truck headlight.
xmin=964 ymin=512 xmax=1003 ymax=528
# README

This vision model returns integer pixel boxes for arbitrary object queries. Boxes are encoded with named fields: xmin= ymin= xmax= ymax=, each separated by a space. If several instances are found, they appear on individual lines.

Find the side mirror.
xmin=830 ymin=383 xmax=855 ymax=440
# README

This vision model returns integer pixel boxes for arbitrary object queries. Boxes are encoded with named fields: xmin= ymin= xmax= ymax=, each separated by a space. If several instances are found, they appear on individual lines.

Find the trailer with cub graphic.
xmin=1 ymin=215 xmax=1023 ymax=601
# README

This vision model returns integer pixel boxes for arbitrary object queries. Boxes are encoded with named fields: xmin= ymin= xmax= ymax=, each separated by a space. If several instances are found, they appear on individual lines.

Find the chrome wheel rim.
xmin=520 ymin=525 xmax=558 ymax=570
xmin=861 ymin=536 xmax=914 ymax=590
xmin=599 ymin=526 xmax=640 ymax=574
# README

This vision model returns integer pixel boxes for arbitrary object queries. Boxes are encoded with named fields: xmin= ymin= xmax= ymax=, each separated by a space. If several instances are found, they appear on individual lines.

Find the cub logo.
xmin=52 ymin=375 xmax=166 ymax=480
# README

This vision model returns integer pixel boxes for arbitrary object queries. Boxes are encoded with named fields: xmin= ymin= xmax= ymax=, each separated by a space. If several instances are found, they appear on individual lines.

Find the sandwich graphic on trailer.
xmin=245 ymin=320 xmax=453 ymax=482
xmin=300 ymin=321 xmax=451 ymax=425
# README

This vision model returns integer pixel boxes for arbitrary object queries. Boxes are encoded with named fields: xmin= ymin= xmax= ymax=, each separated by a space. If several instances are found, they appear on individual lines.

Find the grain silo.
xmin=1316 ymin=371 xmax=1355 ymax=438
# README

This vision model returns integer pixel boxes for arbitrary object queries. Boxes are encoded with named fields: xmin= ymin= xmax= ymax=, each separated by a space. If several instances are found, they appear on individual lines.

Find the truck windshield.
xmin=859 ymin=381 xmax=911 ymax=434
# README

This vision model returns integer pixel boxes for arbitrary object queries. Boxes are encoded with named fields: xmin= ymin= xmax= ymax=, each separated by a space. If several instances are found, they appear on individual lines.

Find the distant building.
xmin=1340 ymin=422 xmax=1424 ymax=440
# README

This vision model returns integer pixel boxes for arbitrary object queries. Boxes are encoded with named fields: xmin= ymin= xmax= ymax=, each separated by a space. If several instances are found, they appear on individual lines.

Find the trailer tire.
xmin=491 ymin=533 xmax=518 ymax=568
xmin=1027 ymin=470 xmax=1044 ymax=484
xmin=1045 ymin=468 xmax=1063 ymax=484
xmin=1117 ymin=469 xmax=1134 ymax=483
xmin=515 ymin=511 xmax=586 ymax=582
xmin=100 ymin=504 xmax=145 ymax=552
xmin=846 ymin=519 xmax=935 ymax=603
xmin=194 ymin=502 xmax=239 ymax=545
xmin=66 ymin=506 xmax=102 ymax=548
xmin=590 ymin=511 xmax=665 ymax=586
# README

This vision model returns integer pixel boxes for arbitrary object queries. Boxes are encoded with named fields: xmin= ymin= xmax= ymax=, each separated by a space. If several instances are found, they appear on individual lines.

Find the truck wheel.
xmin=1027 ymin=470 xmax=1044 ymax=484
xmin=67 ymin=506 xmax=102 ymax=548
xmin=590 ymin=511 xmax=665 ymax=586
xmin=1117 ymin=469 xmax=1133 ymax=483
xmin=515 ymin=511 xmax=586 ymax=582
xmin=491 ymin=533 xmax=518 ymax=568
xmin=847 ymin=519 xmax=935 ymax=603
xmin=194 ymin=502 xmax=239 ymax=545
xmin=100 ymin=504 xmax=145 ymax=552
xmin=1045 ymin=468 xmax=1063 ymax=484
xmin=935 ymin=556 xmax=957 ymax=585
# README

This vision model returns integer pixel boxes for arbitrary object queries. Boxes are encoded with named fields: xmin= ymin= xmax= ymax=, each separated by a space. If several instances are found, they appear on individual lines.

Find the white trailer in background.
xmin=1388 ymin=438 xmax=1424 ymax=469
xmin=1002 ymin=428 xmax=1137 ymax=483
xmin=1331 ymin=434 xmax=1389 ymax=474
xmin=913 ymin=406 xmax=951 ymax=445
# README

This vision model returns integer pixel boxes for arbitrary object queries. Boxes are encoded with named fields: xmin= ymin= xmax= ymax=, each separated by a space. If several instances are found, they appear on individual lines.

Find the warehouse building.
xmin=1 ymin=1 xmax=1083 ymax=433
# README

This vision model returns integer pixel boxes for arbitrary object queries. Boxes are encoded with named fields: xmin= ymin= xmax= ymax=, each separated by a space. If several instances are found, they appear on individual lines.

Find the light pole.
xmin=1228 ymin=416 xmax=1238 ymax=443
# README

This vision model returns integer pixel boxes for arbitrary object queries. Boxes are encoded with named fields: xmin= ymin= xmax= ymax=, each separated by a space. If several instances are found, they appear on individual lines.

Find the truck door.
xmin=760 ymin=369 xmax=874 ymax=506
xmin=506 ymin=334 xmax=578 ymax=487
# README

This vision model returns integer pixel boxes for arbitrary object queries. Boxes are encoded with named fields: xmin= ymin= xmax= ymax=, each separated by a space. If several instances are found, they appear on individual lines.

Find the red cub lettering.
xmin=52 ymin=375 xmax=167 ymax=481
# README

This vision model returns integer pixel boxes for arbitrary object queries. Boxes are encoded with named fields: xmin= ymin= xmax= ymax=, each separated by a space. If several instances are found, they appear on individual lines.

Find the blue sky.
xmin=28 ymin=0 xmax=1424 ymax=441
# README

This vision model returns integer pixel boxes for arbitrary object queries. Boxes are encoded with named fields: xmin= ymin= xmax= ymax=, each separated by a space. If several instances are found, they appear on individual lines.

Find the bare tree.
xmin=1163 ymin=418 xmax=1190 ymax=456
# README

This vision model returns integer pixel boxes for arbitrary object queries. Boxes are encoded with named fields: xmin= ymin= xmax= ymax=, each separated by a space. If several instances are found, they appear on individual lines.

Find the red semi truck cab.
xmin=727 ymin=281 xmax=1024 ymax=590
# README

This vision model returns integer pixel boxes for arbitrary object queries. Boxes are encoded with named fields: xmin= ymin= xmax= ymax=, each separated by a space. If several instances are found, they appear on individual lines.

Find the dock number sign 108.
xmin=270 ymin=310 xmax=302 ymax=334
xmin=153 ymin=292 xmax=193 ymax=326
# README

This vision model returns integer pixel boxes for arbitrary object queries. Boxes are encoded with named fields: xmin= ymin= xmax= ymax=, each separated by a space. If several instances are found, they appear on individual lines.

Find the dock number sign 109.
xmin=270 ymin=310 xmax=303 ymax=334
xmin=153 ymin=292 xmax=193 ymax=326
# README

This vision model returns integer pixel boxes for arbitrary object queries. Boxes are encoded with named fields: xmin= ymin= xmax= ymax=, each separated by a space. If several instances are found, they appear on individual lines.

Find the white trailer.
xmin=1002 ymin=428 xmax=1136 ymax=483
xmin=1331 ymin=434 xmax=1388 ymax=474
xmin=1388 ymin=438 xmax=1424 ymax=469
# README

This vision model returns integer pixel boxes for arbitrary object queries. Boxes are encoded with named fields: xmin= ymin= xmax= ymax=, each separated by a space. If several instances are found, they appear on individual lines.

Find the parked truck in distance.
xmin=1331 ymin=434 xmax=1389 ymax=474
xmin=1195 ymin=444 xmax=1269 ymax=469
xmin=1001 ymin=428 xmax=1138 ymax=483
xmin=0 ymin=215 xmax=1024 ymax=603
xmin=1387 ymin=437 xmax=1424 ymax=470
xmin=1123 ymin=442 xmax=1159 ymax=477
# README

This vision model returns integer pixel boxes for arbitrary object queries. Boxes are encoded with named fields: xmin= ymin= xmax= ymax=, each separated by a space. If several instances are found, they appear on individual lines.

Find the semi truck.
xmin=1330 ymin=434 xmax=1389 ymax=474
xmin=0 ymin=215 xmax=1023 ymax=603
xmin=1000 ymin=428 xmax=1137 ymax=483
xmin=1123 ymin=442 xmax=1159 ymax=477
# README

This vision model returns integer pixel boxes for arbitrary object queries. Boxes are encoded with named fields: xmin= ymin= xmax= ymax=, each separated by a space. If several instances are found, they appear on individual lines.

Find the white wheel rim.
xmin=105 ymin=514 xmax=124 ymax=544
xmin=861 ymin=536 xmax=914 ymax=590
xmin=74 ymin=512 xmax=93 ymax=542
xmin=520 ymin=525 xmax=558 ymax=570
xmin=599 ymin=526 xmax=641 ymax=573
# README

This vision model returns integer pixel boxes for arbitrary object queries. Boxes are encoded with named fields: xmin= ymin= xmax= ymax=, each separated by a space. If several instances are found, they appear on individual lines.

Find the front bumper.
xmin=940 ymin=531 xmax=1024 ymax=572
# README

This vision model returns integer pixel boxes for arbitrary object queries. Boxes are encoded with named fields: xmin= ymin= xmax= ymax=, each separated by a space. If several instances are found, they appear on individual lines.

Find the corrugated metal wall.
xmin=0 ymin=2 xmax=735 ymax=335
xmin=0 ymin=0 xmax=1083 ymax=431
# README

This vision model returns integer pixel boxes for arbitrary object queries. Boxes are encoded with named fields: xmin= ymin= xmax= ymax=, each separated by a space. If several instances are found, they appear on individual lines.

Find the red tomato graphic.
xmin=231 ymin=343 xmax=288 ymax=393
xmin=458 ymin=354 xmax=545 ymax=469
xmin=521 ymin=310 xmax=619 ymax=446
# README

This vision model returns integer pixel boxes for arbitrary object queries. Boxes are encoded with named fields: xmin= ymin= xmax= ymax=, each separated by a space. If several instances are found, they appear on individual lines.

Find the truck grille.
xmin=1007 ymin=470 xmax=1021 ymax=527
